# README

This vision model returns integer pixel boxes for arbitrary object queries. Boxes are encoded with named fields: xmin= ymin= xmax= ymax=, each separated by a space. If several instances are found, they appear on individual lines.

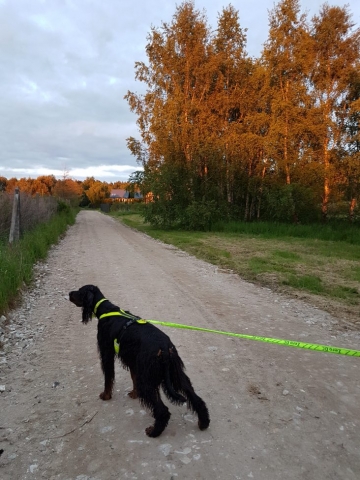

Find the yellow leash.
xmin=94 ymin=301 xmax=360 ymax=358
xmin=146 ymin=319 xmax=360 ymax=358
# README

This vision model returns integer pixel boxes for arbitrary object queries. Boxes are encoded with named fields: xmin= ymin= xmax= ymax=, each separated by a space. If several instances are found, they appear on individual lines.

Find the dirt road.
xmin=1 ymin=210 xmax=360 ymax=480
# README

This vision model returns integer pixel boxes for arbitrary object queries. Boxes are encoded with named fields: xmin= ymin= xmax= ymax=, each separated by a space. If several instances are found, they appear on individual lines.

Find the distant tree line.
xmin=125 ymin=0 xmax=360 ymax=228
xmin=0 ymin=175 xmax=131 ymax=208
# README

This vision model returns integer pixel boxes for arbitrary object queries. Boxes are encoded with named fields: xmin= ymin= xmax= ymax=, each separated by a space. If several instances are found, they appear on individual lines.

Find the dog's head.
xmin=69 ymin=284 xmax=101 ymax=324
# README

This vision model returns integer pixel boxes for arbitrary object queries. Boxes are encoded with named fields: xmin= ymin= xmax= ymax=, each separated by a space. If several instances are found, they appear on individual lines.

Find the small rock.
xmin=282 ymin=389 xmax=289 ymax=396
xmin=180 ymin=456 xmax=191 ymax=465
xmin=159 ymin=443 xmax=172 ymax=456
xmin=208 ymin=346 xmax=218 ymax=352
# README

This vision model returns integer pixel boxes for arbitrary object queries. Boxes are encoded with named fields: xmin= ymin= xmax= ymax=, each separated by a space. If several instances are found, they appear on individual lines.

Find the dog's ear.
xmin=82 ymin=288 xmax=95 ymax=324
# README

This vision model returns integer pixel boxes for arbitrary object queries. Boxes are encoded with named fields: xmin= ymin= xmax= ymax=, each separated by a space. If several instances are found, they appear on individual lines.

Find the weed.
xmin=283 ymin=275 xmax=324 ymax=294
xmin=272 ymin=250 xmax=301 ymax=261
xmin=0 ymin=208 xmax=77 ymax=314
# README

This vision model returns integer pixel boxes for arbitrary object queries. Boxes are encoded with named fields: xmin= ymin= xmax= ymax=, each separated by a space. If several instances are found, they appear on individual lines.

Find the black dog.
xmin=69 ymin=285 xmax=210 ymax=437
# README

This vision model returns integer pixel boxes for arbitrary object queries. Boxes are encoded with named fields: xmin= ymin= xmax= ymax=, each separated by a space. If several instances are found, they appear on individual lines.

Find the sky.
xmin=1 ymin=0 xmax=359 ymax=183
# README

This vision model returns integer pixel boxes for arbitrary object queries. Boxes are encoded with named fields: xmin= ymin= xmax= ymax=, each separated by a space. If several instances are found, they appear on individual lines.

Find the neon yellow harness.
xmin=93 ymin=298 xmax=147 ymax=354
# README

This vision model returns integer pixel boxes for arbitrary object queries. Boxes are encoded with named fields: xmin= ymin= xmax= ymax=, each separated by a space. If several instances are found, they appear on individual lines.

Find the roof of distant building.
xmin=110 ymin=189 xmax=142 ymax=199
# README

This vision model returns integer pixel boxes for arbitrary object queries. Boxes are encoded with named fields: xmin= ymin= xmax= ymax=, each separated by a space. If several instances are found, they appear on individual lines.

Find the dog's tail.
xmin=161 ymin=348 xmax=186 ymax=405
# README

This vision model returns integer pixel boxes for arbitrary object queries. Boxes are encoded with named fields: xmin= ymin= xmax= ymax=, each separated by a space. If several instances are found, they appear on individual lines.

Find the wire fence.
xmin=0 ymin=190 xmax=57 ymax=242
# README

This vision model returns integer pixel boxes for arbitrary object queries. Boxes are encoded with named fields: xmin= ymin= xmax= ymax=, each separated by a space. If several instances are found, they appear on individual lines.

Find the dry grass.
xmin=116 ymin=214 xmax=360 ymax=328
xmin=0 ymin=192 xmax=57 ymax=240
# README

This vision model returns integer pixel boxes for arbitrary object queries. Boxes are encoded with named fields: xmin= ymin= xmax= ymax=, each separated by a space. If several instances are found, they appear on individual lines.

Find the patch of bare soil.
xmin=249 ymin=278 xmax=358 ymax=327
xmin=270 ymin=284 xmax=360 ymax=330
xmin=1 ymin=210 xmax=360 ymax=480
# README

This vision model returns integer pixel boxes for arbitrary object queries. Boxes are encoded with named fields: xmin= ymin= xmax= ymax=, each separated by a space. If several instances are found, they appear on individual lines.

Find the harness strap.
xmin=97 ymin=309 xmax=147 ymax=354
xmin=98 ymin=311 xmax=147 ymax=322
xmin=93 ymin=298 xmax=107 ymax=315
xmin=114 ymin=318 xmax=147 ymax=354
xmin=99 ymin=311 xmax=122 ymax=320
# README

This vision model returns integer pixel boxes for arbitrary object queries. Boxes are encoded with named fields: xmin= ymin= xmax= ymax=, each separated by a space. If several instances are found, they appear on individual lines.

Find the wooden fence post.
xmin=9 ymin=187 xmax=20 ymax=244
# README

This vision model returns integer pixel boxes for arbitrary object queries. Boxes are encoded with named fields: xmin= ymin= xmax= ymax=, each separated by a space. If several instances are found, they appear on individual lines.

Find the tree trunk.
xmin=256 ymin=164 xmax=267 ymax=219
xmin=321 ymin=137 xmax=330 ymax=222
xmin=244 ymin=191 xmax=250 ymax=221
xmin=349 ymin=197 xmax=357 ymax=223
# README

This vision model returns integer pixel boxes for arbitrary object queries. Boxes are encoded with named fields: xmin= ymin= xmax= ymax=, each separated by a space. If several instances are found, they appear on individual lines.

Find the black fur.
xmin=69 ymin=285 xmax=210 ymax=437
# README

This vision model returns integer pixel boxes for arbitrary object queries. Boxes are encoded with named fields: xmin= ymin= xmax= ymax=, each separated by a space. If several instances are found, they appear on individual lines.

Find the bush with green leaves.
xmin=262 ymin=184 xmax=320 ymax=223
xmin=180 ymin=200 xmax=220 ymax=231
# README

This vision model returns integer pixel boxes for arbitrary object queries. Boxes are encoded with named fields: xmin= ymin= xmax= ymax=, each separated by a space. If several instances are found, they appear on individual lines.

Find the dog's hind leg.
xmin=178 ymin=373 xmax=210 ymax=431
xmin=186 ymin=389 xmax=210 ymax=431
xmin=139 ymin=389 xmax=171 ymax=438
xmin=167 ymin=351 xmax=210 ymax=431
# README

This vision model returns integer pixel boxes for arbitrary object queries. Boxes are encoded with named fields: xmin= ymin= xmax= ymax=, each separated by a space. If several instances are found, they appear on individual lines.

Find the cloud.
xmin=0 ymin=163 xmax=142 ymax=181
xmin=1 ymin=0 xmax=358 ymax=182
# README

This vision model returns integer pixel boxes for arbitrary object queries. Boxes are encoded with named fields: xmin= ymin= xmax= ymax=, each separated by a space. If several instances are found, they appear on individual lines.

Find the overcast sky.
xmin=1 ymin=0 xmax=359 ymax=182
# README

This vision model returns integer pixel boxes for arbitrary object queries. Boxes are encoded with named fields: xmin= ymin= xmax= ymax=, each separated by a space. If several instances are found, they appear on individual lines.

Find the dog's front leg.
xmin=99 ymin=348 xmax=115 ymax=400
xmin=128 ymin=368 xmax=138 ymax=399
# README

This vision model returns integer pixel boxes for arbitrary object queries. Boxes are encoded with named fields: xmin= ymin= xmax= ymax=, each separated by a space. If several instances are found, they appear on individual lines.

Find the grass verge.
xmin=0 ymin=207 xmax=77 ymax=314
xmin=111 ymin=212 xmax=360 ymax=325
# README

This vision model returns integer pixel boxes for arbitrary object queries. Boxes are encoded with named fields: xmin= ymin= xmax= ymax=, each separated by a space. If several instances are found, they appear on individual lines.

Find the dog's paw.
xmin=128 ymin=390 xmax=138 ymax=399
xmin=145 ymin=426 xmax=156 ymax=437
xmin=99 ymin=391 xmax=112 ymax=400
xmin=198 ymin=418 xmax=210 ymax=430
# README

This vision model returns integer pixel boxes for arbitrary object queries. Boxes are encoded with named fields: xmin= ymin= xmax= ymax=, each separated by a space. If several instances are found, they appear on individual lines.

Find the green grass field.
xmin=111 ymin=212 xmax=360 ymax=324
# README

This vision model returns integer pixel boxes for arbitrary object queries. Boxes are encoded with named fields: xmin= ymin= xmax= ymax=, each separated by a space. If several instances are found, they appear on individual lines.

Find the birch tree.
xmin=262 ymin=0 xmax=311 ymax=186
xmin=125 ymin=1 xmax=213 ymax=213
xmin=309 ymin=3 xmax=360 ymax=220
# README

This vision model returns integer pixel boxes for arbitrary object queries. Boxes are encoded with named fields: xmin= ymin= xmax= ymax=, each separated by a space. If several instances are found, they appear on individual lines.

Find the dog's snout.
xmin=69 ymin=290 xmax=82 ymax=307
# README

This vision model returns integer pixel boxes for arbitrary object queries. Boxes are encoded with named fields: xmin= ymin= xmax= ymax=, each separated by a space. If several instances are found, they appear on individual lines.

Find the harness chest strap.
xmin=93 ymin=300 xmax=147 ymax=354
xmin=112 ymin=317 xmax=147 ymax=354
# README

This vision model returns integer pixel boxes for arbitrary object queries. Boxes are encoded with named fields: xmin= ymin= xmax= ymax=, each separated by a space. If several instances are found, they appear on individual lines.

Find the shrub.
xmin=262 ymin=184 xmax=320 ymax=223
xmin=181 ymin=200 xmax=220 ymax=231
xmin=57 ymin=200 xmax=71 ymax=213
